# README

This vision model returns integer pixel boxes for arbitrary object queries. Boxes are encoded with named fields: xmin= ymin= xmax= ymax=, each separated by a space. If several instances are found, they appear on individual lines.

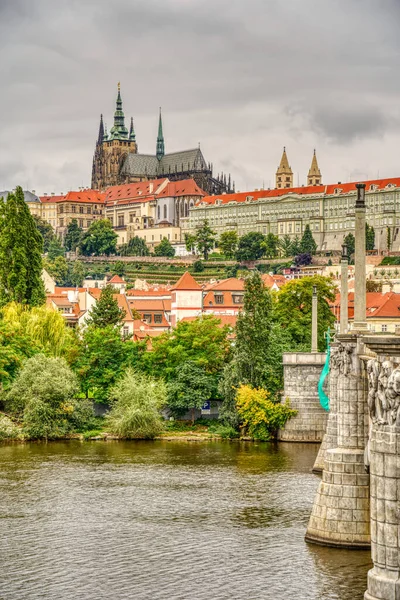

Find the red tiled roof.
xmin=330 ymin=292 xmax=400 ymax=320
xmin=39 ymin=190 xmax=105 ymax=204
xmin=109 ymin=275 xmax=125 ymax=284
xmin=105 ymin=179 xmax=168 ymax=204
xmin=156 ymin=179 xmax=206 ymax=198
xmin=126 ymin=288 xmax=172 ymax=298
xmin=129 ymin=299 xmax=171 ymax=311
xmin=40 ymin=195 xmax=65 ymax=204
xmin=172 ymin=271 xmax=202 ymax=291
xmin=209 ymin=278 xmax=245 ymax=291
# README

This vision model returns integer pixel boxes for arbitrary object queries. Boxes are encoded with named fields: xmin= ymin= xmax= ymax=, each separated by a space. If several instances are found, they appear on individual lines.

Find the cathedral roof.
xmin=120 ymin=154 xmax=159 ymax=177
xmin=120 ymin=148 xmax=207 ymax=178
xmin=0 ymin=190 xmax=40 ymax=203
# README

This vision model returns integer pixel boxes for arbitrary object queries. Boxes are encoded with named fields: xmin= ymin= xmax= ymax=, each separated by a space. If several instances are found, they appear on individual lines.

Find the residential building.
xmin=182 ymin=176 xmax=400 ymax=252
xmin=170 ymin=272 xmax=203 ymax=326
xmin=330 ymin=291 xmax=400 ymax=333
xmin=91 ymin=85 xmax=234 ymax=195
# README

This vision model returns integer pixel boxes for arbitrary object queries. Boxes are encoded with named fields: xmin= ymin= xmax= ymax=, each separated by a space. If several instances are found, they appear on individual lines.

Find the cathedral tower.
xmin=276 ymin=147 xmax=293 ymax=189
xmin=91 ymin=84 xmax=137 ymax=190
xmin=307 ymin=149 xmax=322 ymax=186
xmin=156 ymin=108 xmax=165 ymax=160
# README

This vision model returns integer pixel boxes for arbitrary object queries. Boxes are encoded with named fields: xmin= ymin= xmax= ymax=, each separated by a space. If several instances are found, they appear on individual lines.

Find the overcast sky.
xmin=1 ymin=0 xmax=399 ymax=194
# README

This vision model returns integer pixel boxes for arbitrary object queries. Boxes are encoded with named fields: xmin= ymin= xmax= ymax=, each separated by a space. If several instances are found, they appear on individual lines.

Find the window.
xmin=157 ymin=206 xmax=160 ymax=219
xmin=71 ymin=206 xmax=76 ymax=213
xmin=154 ymin=314 xmax=162 ymax=324
xmin=214 ymin=294 xmax=224 ymax=304
xmin=59 ymin=218 xmax=64 ymax=227
xmin=130 ymin=213 xmax=134 ymax=223
xmin=79 ymin=219 xmax=84 ymax=228
xmin=232 ymin=294 xmax=244 ymax=304
xmin=87 ymin=220 xmax=91 ymax=228
xmin=143 ymin=314 xmax=152 ymax=323
xmin=164 ymin=205 xmax=167 ymax=219
xmin=87 ymin=207 xmax=91 ymax=214
xmin=381 ymin=324 xmax=388 ymax=332
xmin=79 ymin=206 xmax=84 ymax=214
xmin=123 ymin=326 xmax=129 ymax=337
xmin=118 ymin=215 xmax=124 ymax=227
xmin=59 ymin=205 xmax=64 ymax=213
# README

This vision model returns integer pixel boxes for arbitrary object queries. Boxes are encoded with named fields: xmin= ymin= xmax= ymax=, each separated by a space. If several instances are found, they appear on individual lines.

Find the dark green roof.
xmin=121 ymin=148 xmax=207 ymax=178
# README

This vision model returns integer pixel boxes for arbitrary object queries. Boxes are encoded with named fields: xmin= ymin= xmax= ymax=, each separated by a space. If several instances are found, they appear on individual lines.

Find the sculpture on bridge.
xmin=366 ymin=359 xmax=400 ymax=426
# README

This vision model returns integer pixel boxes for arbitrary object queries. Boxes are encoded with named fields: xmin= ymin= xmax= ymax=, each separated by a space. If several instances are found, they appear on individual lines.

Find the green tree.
xmin=106 ymin=369 xmax=166 ymax=439
xmin=47 ymin=237 xmax=65 ymax=260
xmin=86 ymin=285 xmax=126 ymax=329
xmin=70 ymin=260 xmax=85 ymax=287
xmin=279 ymin=234 xmax=293 ymax=258
xmin=119 ymin=236 xmax=150 ymax=257
xmin=184 ymin=233 xmax=197 ymax=254
xmin=0 ymin=320 xmax=39 ymax=389
xmin=387 ymin=227 xmax=392 ymax=251
xmin=262 ymin=233 xmax=279 ymax=258
xmin=343 ymin=232 xmax=355 ymax=264
xmin=113 ymin=261 xmax=126 ymax=277
xmin=235 ymin=232 xmax=266 ymax=261
xmin=290 ymin=235 xmax=301 ymax=256
xmin=274 ymin=275 xmax=336 ymax=351
xmin=64 ymin=219 xmax=83 ymax=252
xmin=366 ymin=223 xmax=375 ymax=251
xmin=167 ymin=361 xmax=218 ymax=421
xmin=32 ymin=215 xmax=55 ymax=252
xmin=194 ymin=220 xmax=216 ymax=260
xmin=6 ymin=354 xmax=90 ymax=440
xmin=299 ymin=224 xmax=317 ymax=255
xmin=0 ymin=187 xmax=45 ymax=306
xmin=218 ymin=231 xmax=238 ymax=259
xmin=79 ymin=219 xmax=117 ymax=256
xmin=154 ymin=237 xmax=175 ymax=257
xmin=44 ymin=256 xmax=69 ymax=285
xmin=72 ymin=326 xmax=144 ymax=402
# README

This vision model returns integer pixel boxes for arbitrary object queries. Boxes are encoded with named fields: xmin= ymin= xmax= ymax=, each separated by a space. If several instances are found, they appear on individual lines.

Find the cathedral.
xmin=91 ymin=85 xmax=234 ymax=195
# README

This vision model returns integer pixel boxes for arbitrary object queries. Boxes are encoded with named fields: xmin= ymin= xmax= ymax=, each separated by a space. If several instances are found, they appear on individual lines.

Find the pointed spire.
xmin=97 ymin=114 xmax=104 ymax=144
xmin=276 ymin=146 xmax=293 ymax=189
xmin=103 ymin=123 xmax=108 ymax=142
xmin=109 ymin=83 xmax=128 ymax=140
xmin=307 ymin=149 xmax=322 ymax=185
xmin=129 ymin=117 xmax=136 ymax=141
xmin=156 ymin=107 xmax=165 ymax=160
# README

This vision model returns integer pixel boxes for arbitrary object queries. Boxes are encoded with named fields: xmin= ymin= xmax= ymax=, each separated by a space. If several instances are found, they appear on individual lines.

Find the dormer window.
xmin=386 ymin=183 xmax=395 ymax=189
xmin=214 ymin=293 xmax=224 ymax=304
xmin=334 ymin=188 xmax=341 ymax=195
xmin=370 ymin=184 xmax=378 ymax=191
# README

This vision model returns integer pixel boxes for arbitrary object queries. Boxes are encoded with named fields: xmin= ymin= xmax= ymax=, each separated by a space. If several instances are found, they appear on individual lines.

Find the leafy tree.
xmin=167 ymin=361 xmax=218 ymax=421
xmin=366 ymin=280 xmax=382 ymax=292
xmin=184 ymin=233 xmax=197 ymax=254
xmin=106 ymin=370 xmax=166 ymax=439
xmin=70 ymin=261 xmax=85 ymax=287
xmin=290 ymin=235 xmax=301 ymax=255
xmin=119 ymin=236 xmax=149 ymax=257
xmin=72 ymin=326 xmax=144 ymax=402
xmin=32 ymin=215 xmax=55 ymax=252
xmin=47 ymin=237 xmax=65 ymax=260
xmin=279 ymin=234 xmax=293 ymax=258
xmin=218 ymin=231 xmax=238 ymax=259
xmin=113 ymin=261 xmax=126 ymax=277
xmin=194 ymin=220 xmax=216 ymax=260
xmin=262 ymin=233 xmax=279 ymax=258
xmin=64 ymin=219 xmax=83 ymax=252
xmin=366 ymin=223 xmax=375 ymax=251
xmin=6 ymin=354 xmax=89 ymax=440
xmin=154 ymin=237 xmax=175 ymax=257
xmin=86 ymin=285 xmax=126 ymax=329
xmin=44 ymin=256 xmax=69 ymax=285
xmin=0 ymin=320 xmax=39 ymax=390
xmin=299 ymin=224 xmax=317 ymax=255
xmin=235 ymin=385 xmax=296 ymax=440
xmin=343 ymin=232 xmax=355 ymax=264
xmin=294 ymin=253 xmax=312 ymax=267
xmin=274 ymin=275 xmax=336 ymax=351
xmin=387 ymin=227 xmax=392 ymax=251
xmin=144 ymin=315 xmax=231 ymax=381
xmin=79 ymin=219 xmax=117 ymax=256
xmin=192 ymin=260 xmax=204 ymax=273
xmin=0 ymin=186 xmax=45 ymax=306
xmin=235 ymin=232 xmax=266 ymax=261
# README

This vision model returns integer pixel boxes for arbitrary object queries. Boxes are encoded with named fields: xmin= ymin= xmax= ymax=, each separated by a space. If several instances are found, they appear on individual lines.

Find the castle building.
xmin=276 ymin=147 xmax=293 ymax=189
xmin=91 ymin=85 xmax=234 ymax=196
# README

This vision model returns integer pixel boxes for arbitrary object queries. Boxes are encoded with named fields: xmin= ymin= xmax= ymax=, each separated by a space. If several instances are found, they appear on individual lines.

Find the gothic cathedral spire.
xmin=156 ymin=108 xmax=165 ymax=160
xmin=97 ymin=114 xmax=104 ymax=144
xmin=276 ymin=147 xmax=293 ymax=189
xmin=307 ymin=149 xmax=322 ymax=186
xmin=109 ymin=82 xmax=129 ymax=140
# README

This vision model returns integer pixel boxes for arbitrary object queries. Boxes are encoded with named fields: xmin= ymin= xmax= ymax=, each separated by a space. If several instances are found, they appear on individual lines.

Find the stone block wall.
xmin=278 ymin=353 xmax=328 ymax=442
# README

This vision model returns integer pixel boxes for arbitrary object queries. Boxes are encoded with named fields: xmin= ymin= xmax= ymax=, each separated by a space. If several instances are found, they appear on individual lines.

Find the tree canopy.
xmin=299 ymin=225 xmax=317 ymax=255
xmin=120 ymin=236 xmax=150 ymax=257
xmin=154 ymin=237 xmax=175 ymax=257
xmin=262 ymin=233 xmax=279 ymax=258
xmin=218 ymin=231 xmax=238 ymax=259
xmin=32 ymin=215 xmax=55 ymax=252
xmin=366 ymin=223 xmax=375 ymax=251
xmin=167 ymin=361 xmax=218 ymax=420
xmin=64 ymin=219 xmax=83 ymax=252
xmin=194 ymin=220 xmax=216 ymax=260
xmin=86 ymin=285 xmax=126 ymax=329
xmin=235 ymin=231 xmax=266 ymax=261
xmin=79 ymin=219 xmax=118 ymax=256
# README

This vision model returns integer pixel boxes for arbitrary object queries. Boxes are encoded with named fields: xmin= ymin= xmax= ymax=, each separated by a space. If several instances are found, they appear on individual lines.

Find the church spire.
xmin=97 ymin=114 xmax=104 ymax=144
xmin=276 ymin=146 xmax=293 ymax=189
xmin=109 ymin=82 xmax=128 ymax=140
xmin=307 ymin=149 xmax=322 ymax=186
xmin=156 ymin=108 xmax=165 ymax=160
xmin=129 ymin=117 xmax=136 ymax=141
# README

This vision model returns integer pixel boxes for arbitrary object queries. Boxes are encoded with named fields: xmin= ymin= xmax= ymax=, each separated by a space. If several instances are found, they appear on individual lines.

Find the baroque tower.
xmin=276 ymin=147 xmax=293 ymax=189
xmin=307 ymin=149 xmax=322 ymax=186
xmin=91 ymin=84 xmax=137 ymax=190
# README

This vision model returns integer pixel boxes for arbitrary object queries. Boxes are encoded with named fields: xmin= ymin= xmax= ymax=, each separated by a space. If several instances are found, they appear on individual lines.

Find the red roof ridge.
xmin=172 ymin=271 xmax=202 ymax=291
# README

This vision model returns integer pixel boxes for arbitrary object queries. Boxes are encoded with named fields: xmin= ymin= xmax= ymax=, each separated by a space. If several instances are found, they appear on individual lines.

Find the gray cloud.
xmin=1 ymin=0 xmax=400 ymax=192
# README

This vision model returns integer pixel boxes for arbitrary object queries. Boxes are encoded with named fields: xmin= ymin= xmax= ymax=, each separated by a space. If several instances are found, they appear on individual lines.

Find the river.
xmin=0 ymin=440 xmax=371 ymax=600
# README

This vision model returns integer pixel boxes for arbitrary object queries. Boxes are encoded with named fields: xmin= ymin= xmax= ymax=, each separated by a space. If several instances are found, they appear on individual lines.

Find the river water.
xmin=0 ymin=440 xmax=371 ymax=600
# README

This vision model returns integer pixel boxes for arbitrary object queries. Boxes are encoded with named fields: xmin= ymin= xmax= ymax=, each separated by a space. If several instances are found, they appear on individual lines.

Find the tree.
xmin=343 ymin=232 xmax=355 ymax=264
xmin=72 ymin=326 xmax=144 ymax=402
xmin=47 ymin=237 xmax=65 ymax=260
xmin=274 ymin=275 xmax=336 ymax=352
xmin=64 ymin=219 xmax=83 ymax=252
xmin=194 ymin=220 xmax=216 ymax=260
xmin=154 ymin=237 xmax=175 ymax=257
xmin=279 ymin=234 xmax=293 ymax=258
xmin=113 ymin=261 xmax=126 ymax=277
xmin=0 ymin=187 xmax=45 ymax=306
xmin=106 ymin=370 xmax=166 ymax=439
xmin=294 ymin=253 xmax=312 ymax=267
xmin=387 ymin=227 xmax=392 ymax=251
xmin=79 ymin=219 xmax=117 ymax=256
xmin=235 ymin=232 xmax=266 ymax=261
xmin=70 ymin=260 xmax=85 ymax=287
xmin=86 ymin=285 xmax=126 ymax=329
xmin=366 ymin=223 xmax=375 ymax=251
xmin=218 ymin=231 xmax=238 ymax=259
xmin=290 ymin=235 xmax=301 ymax=256
xmin=184 ymin=233 xmax=197 ymax=254
xmin=262 ymin=233 xmax=279 ymax=258
xmin=119 ymin=236 xmax=149 ymax=257
xmin=32 ymin=215 xmax=55 ymax=252
xmin=6 ymin=354 xmax=90 ymax=440
xmin=167 ymin=361 xmax=218 ymax=421
xmin=0 ymin=320 xmax=39 ymax=390
xmin=44 ymin=256 xmax=69 ymax=285
xmin=299 ymin=225 xmax=317 ymax=255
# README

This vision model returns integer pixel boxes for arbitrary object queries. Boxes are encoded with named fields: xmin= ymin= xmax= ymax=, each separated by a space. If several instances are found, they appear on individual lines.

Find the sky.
xmin=1 ymin=0 xmax=400 ymax=194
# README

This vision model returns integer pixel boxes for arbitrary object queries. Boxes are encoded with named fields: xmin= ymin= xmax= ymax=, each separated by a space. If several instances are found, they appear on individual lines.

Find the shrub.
xmin=192 ymin=260 xmax=204 ymax=273
xmin=106 ymin=370 xmax=166 ymax=439
xmin=0 ymin=414 xmax=21 ymax=441
xmin=207 ymin=422 xmax=239 ymax=439
xmin=235 ymin=385 xmax=297 ymax=441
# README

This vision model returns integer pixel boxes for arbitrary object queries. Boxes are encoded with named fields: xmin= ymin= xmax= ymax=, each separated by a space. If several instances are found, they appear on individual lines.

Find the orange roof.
xmin=40 ymin=195 xmax=64 ymax=204
xmin=156 ymin=179 xmax=206 ymax=198
xmin=330 ymin=292 xmax=400 ymax=320
xmin=172 ymin=271 xmax=202 ymax=291
xmin=129 ymin=299 xmax=171 ymax=311
xmin=126 ymin=288 xmax=172 ymax=298
xmin=47 ymin=295 xmax=74 ymax=307
xmin=209 ymin=278 xmax=245 ymax=291
xmin=262 ymin=274 xmax=286 ymax=289
xmin=105 ymin=179 xmax=167 ymax=204
xmin=40 ymin=190 xmax=105 ymax=204
xmin=109 ymin=275 xmax=125 ymax=284
xmin=324 ymin=177 xmax=400 ymax=196
xmin=54 ymin=287 xmax=86 ymax=294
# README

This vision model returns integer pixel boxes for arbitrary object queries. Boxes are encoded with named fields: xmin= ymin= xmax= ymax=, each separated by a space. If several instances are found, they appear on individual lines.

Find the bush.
xmin=236 ymin=385 xmax=297 ymax=441
xmin=106 ymin=370 xmax=166 ymax=439
xmin=6 ymin=354 xmax=83 ymax=440
xmin=0 ymin=413 xmax=21 ymax=441
xmin=192 ymin=260 xmax=204 ymax=273
xmin=207 ymin=422 xmax=239 ymax=439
